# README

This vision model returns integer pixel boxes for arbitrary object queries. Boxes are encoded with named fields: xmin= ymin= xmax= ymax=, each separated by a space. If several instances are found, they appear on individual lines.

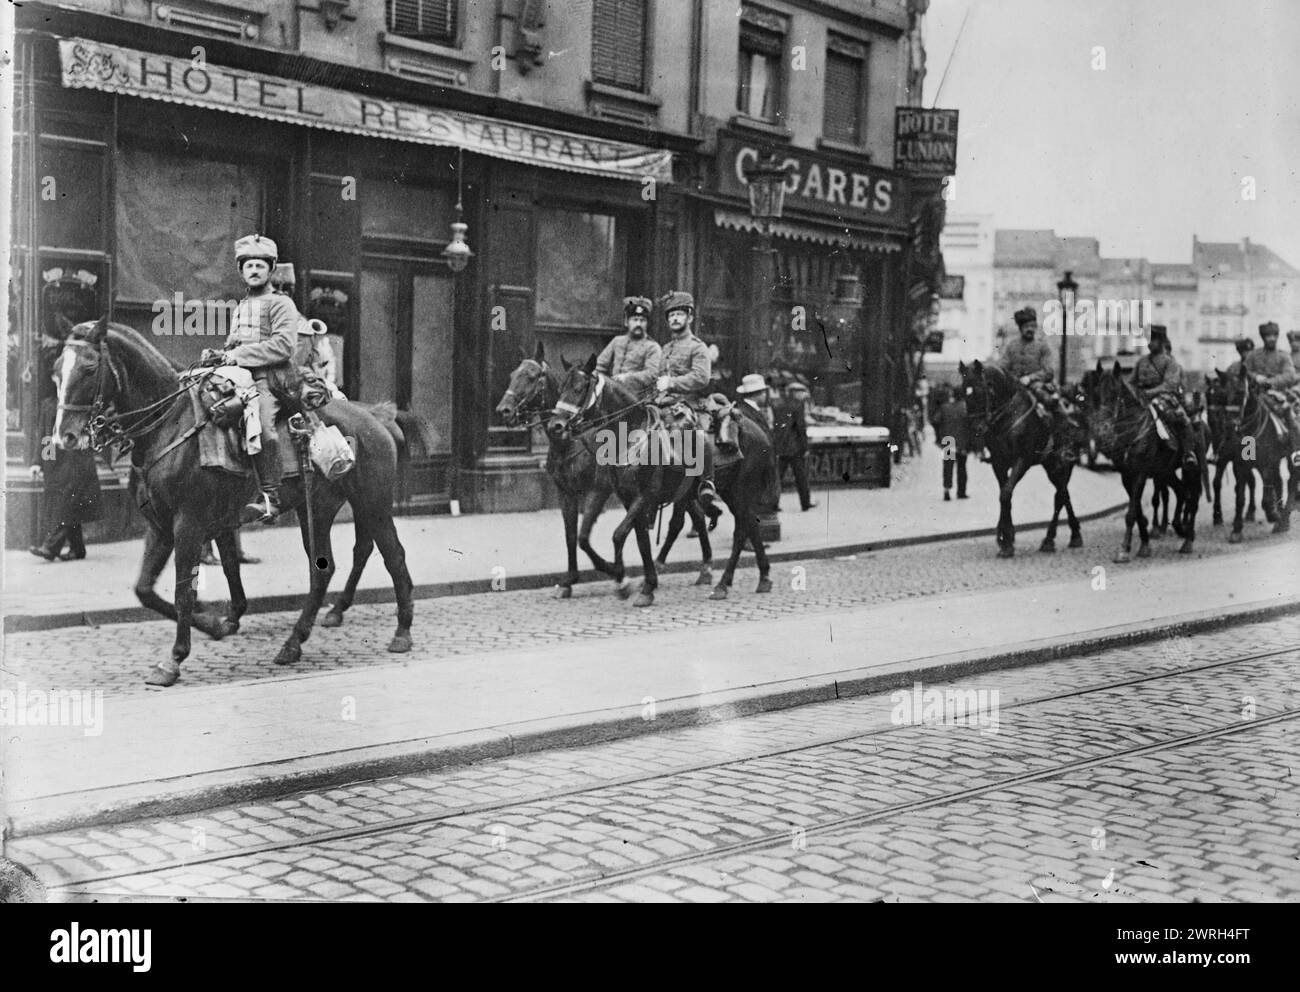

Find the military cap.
xmin=1235 ymin=337 xmax=1255 ymax=354
xmin=235 ymin=234 xmax=278 ymax=267
xmin=1148 ymin=324 xmax=1169 ymax=342
xmin=1258 ymin=321 xmax=1280 ymax=339
xmin=786 ymin=381 xmax=810 ymax=396
xmin=1013 ymin=306 xmax=1037 ymax=327
xmin=661 ymin=290 xmax=695 ymax=315
xmin=623 ymin=296 xmax=653 ymax=318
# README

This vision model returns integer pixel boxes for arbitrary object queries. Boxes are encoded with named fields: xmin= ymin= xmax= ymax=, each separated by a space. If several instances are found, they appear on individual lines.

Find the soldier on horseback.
xmin=997 ymin=306 xmax=1076 ymax=461
xmin=655 ymin=290 xmax=720 ymax=506
xmin=1226 ymin=336 xmax=1254 ymax=376
xmin=597 ymin=296 xmax=662 ymax=393
xmin=1134 ymin=324 xmax=1199 ymax=473
xmin=1243 ymin=321 xmax=1300 ymax=455
xmin=200 ymin=234 xmax=298 ymax=523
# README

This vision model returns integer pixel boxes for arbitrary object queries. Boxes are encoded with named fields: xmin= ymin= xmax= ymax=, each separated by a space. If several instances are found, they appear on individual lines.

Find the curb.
xmin=9 ymin=591 xmax=1296 ymax=838
xmin=3 ymin=500 xmax=1129 ymax=633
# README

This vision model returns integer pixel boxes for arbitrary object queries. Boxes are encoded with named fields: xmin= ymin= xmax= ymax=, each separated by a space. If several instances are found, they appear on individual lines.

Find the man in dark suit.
xmin=931 ymin=385 xmax=971 ymax=501
xmin=734 ymin=373 xmax=780 ymax=515
xmin=774 ymin=381 xmax=817 ymax=511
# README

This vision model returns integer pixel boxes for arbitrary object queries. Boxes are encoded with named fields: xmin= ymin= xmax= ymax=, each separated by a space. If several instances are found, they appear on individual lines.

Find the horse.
xmin=959 ymin=360 xmax=1084 ymax=558
xmin=53 ymin=318 xmax=414 ymax=686
xmin=1085 ymin=361 xmax=1207 ymax=561
xmin=1218 ymin=367 xmax=1295 ymax=541
xmin=547 ymin=356 xmax=773 ymax=606
xmin=494 ymin=343 xmax=716 ymax=598
xmin=1205 ymin=372 xmax=1258 ymax=526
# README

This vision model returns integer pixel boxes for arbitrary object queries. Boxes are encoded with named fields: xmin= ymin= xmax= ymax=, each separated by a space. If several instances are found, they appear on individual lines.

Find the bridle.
xmin=501 ymin=360 xmax=555 ymax=430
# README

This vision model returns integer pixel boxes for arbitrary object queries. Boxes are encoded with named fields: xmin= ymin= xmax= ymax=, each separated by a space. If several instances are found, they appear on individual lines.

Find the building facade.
xmin=6 ymin=0 xmax=934 ymax=544
xmin=929 ymin=213 xmax=993 ymax=379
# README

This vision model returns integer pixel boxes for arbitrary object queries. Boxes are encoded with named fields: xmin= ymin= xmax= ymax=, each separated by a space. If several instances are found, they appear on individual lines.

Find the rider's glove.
xmin=655 ymin=375 xmax=670 ymax=393
xmin=200 ymin=349 xmax=229 ymax=366
xmin=1019 ymin=375 xmax=1033 ymax=386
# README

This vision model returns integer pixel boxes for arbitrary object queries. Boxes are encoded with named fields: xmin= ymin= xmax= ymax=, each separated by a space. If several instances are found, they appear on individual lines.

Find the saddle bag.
xmin=308 ymin=422 xmax=356 ymax=480
xmin=202 ymin=375 xmax=247 ymax=430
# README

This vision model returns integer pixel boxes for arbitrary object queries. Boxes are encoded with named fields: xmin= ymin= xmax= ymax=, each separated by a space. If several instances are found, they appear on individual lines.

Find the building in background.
xmin=929 ymin=213 xmax=993 ymax=381
xmin=1095 ymin=257 xmax=1151 ymax=363
xmin=1192 ymin=236 xmax=1300 ymax=372
xmin=1148 ymin=262 xmax=1198 ymax=373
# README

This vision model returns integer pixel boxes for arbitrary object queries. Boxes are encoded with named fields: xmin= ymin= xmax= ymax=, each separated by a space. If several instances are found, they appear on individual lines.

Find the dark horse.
xmin=54 ymin=318 xmax=414 ymax=686
xmin=1218 ymin=367 xmax=1294 ymax=541
xmin=1084 ymin=361 xmax=1208 ymax=562
xmin=959 ymin=360 xmax=1084 ymax=558
xmin=548 ymin=356 xmax=773 ymax=605
xmin=494 ymin=343 xmax=715 ymax=598
xmin=1205 ymin=372 xmax=1258 ymax=526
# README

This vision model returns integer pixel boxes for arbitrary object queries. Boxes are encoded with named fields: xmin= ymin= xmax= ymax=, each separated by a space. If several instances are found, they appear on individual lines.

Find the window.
xmin=824 ymin=36 xmax=867 ymax=144
xmin=737 ymin=9 xmax=785 ymax=122
xmin=386 ymin=0 xmax=457 ymax=45
xmin=1257 ymin=287 xmax=1268 ymax=305
xmin=536 ymin=209 xmax=628 ymax=327
xmin=592 ymin=0 xmax=647 ymax=91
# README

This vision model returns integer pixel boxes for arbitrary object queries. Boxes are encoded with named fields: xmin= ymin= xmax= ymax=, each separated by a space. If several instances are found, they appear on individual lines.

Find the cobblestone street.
xmin=11 ymin=616 xmax=1299 ymax=903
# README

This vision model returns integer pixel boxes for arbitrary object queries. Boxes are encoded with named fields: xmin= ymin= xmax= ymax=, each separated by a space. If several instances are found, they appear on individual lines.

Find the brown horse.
xmin=1205 ymin=372 xmax=1258 ymax=526
xmin=1219 ymin=367 xmax=1295 ymax=541
xmin=54 ymin=318 xmax=414 ymax=686
xmin=548 ymin=357 xmax=772 ymax=606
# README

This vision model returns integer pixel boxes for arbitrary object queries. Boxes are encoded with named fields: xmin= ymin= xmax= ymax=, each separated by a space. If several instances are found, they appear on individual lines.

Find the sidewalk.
xmin=6 ymin=540 xmax=1297 ymax=835
xmin=3 ymin=454 xmax=1127 ymax=624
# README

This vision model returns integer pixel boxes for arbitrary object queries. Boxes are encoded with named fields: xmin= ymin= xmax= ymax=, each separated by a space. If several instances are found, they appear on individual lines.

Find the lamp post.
xmin=1056 ymin=269 xmax=1077 ymax=385
xmin=743 ymin=152 xmax=790 ymax=543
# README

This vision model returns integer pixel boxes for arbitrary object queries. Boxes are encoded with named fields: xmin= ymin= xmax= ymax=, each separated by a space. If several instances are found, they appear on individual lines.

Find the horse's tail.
xmin=360 ymin=400 xmax=410 ymax=463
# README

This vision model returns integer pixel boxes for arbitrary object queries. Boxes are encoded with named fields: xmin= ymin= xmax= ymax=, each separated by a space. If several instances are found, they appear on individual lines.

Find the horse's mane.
xmin=71 ymin=320 xmax=181 ymax=383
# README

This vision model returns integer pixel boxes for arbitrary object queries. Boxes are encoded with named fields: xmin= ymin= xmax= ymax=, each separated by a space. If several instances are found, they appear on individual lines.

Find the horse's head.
xmin=959 ymin=360 xmax=992 ymax=448
xmin=53 ymin=316 xmax=116 ymax=450
xmin=546 ymin=353 xmax=600 ymax=440
xmin=497 ymin=341 xmax=552 ymax=427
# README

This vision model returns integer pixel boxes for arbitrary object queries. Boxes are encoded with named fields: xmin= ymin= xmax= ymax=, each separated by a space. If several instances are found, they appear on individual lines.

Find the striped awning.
xmin=58 ymin=37 xmax=673 ymax=184
xmin=713 ymin=208 xmax=902 ymax=253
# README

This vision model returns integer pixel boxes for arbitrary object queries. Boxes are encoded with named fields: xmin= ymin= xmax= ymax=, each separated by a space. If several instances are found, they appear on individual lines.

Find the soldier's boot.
xmin=242 ymin=434 xmax=287 ymax=525
xmin=695 ymin=432 xmax=719 ymax=507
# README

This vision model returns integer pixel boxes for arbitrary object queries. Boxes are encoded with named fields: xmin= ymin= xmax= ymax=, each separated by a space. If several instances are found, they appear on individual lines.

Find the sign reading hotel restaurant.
xmin=893 ymin=108 xmax=959 ymax=177
xmin=58 ymin=38 xmax=673 ymax=184
xmin=716 ymin=132 xmax=908 ymax=230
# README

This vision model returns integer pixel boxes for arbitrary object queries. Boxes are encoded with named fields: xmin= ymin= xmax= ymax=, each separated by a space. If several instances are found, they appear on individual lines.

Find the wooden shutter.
xmin=592 ymin=0 xmax=646 ymax=90
xmin=387 ymin=0 xmax=457 ymax=43
xmin=823 ymin=51 xmax=862 ymax=143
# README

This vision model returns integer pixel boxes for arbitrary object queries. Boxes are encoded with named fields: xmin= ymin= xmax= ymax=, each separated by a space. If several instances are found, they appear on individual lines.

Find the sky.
xmin=921 ymin=0 xmax=1300 ymax=267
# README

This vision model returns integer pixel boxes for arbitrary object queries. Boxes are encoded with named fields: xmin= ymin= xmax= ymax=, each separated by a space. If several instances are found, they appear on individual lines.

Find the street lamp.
xmin=442 ymin=147 xmax=474 ymax=274
xmin=743 ymin=152 xmax=790 ymax=543
xmin=1056 ymin=269 xmax=1077 ymax=384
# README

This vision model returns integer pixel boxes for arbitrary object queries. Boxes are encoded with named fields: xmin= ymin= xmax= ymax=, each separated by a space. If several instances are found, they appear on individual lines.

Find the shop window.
xmin=37 ymin=139 xmax=104 ymax=251
xmin=737 ymin=9 xmax=785 ymax=123
xmin=592 ymin=0 xmax=647 ymax=91
xmin=115 ymin=144 xmax=262 ymax=303
xmin=823 ymin=37 xmax=867 ymax=145
xmin=536 ymin=209 xmax=627 ymax=328
xmin=386 ymin=0 xmax=458 ymax=45
xmin=361 ymin=177 xmax=451 ymax=242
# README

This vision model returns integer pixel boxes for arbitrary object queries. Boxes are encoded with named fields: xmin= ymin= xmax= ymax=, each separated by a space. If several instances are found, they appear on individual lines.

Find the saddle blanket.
xmin=189 ymin=388 xmax=304 ymax=478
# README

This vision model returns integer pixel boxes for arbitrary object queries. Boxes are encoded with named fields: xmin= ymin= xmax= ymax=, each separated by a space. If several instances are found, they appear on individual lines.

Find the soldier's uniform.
xmin=1225 ymin=337 xmax=1254 ymax=377
xmin=1244 ymin=321 xmax=1300 ymax=451
xmin=997 ymin=334 xmax=1056 ymax=381
xmin=657 ymin=290 xmax=719 ymax=505
xmin=997 ymin=307 xmax=1074 ymax=460
xmin=1135 ymin=325 xmax=1198 ymax=469
xmin=216 ymin=235 xmax=298 ymax=521
xmin=596 ymin=296 xmax=662 ymax=394
xmin=273 ymin=262 xmax=343 ymax=398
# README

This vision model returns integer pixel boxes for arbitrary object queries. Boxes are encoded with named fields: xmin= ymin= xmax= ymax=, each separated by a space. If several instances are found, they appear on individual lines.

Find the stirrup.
xmin=241 ymin=491 xmax=283 ymax=525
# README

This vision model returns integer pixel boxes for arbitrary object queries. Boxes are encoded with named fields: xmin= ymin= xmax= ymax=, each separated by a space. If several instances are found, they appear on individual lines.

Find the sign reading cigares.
xmin=894 ymin=108 xmax=959 ymax=177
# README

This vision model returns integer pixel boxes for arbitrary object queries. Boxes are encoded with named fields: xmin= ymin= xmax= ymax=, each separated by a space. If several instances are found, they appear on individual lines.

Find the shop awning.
xmin=713 ymin=208 xmax=902 ymax=252
xmin=58 ymin=37 xmax=673 ymax=184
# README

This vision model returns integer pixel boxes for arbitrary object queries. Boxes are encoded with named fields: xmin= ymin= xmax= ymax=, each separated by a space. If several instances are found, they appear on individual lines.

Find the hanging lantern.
xmin=743 ymin=152 xmax=791 ymax=226
xmin=442 ymin=148 xmax=473 ymax=274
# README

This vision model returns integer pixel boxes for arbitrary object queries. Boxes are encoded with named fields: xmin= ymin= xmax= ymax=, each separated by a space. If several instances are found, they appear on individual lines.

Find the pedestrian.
xmin=774 ymin=380 xmax=817 ymax=511
xmin=29 ymin=372 xmax=101 ymax=561
xmin=931 ymin=384 xmax=971 ymax=501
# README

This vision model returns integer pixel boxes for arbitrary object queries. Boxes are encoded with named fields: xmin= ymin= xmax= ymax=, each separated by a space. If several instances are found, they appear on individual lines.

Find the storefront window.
xmin=361 ymin=178 xmax=450 ymax=241
xmin=115 ymin=144 xmax=262 ymax=303
xmin=535 ymin=208 xmax=627 ymax=327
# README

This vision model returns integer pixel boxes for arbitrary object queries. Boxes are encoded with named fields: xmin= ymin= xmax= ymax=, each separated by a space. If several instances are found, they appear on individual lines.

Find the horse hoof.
xmin=1179 ymin=540 xmax=1194 ymax=554
xmin=1212 ymin=513 xmax=1223 ymax=525
xmin=321 ymin=609 xmax=343 ymax=627
xmin=614 ymin=579 xmax=633 ymax=600
xmin=1136 ymin=544 xmax=1151 ymax=559
xmin=1113 ymin=551 xmax=1131 ymax=564
xmin=1272 ymin=522 xmax=1291 ymax=535
xmin=387 ymin=632 xmax=412 ymax=653
xmin=274 ymin=642 xmax=301 ymax=666
xmin=218 ymin=618 xmax=240 ymax=638
xmin=1068 ymin=535 xmax=1084 ymax=549
xmin=709 ymin=585 xmax=730 ymax=601
xmin=694 ymin=569 xmax=713 ymax=587
xmin=144 ymin=661 xmax=180 ymax=687
xmin=755 ymin=577 xmax=773 ymax=594
xmin=997 ymin=546 xmax=1015 ymax=559
xmin=1038 ymin=540 xmax=1056 ymax=553
xmin=1246 ymin=510 xmax=1258 ymax=522
xmin=633 ymin=591 xmax=655 ymax=608
xmin=552 ymin=585 xmax=573 ymax=600
xmin=1228 ymin=531 xmax=1243 ymax=544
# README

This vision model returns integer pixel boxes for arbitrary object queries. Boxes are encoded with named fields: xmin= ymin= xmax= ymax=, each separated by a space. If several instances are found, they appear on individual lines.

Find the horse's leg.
xmin=273 ymin=492 xmax=343 ymax=666
xmin=1229 ymin=460 xmax=1247 ymax=543
xmin=1179 ymin=467 xmax=1200 ymax=553
xmin=1134 ymin=472 xmax=1152 ymax=558
xmin=1040 ymin=465 xmax=1064 ymax=553
xmin=134 ymin=525 xmax=177 ymax=620
xmin=609 ymin=493 xmax=649 ymax=600
xmin=322 ymin=517 xmax=373 ymax=626
xmin=996 ymin=458 xmax=1030 ymax=558
xmin=576 ymin=486 xmax=620 ymax=583
xmin=1246 ymin=468 xmax=1258 ymax=521
xmin=1270 ymin=461 xmax=1291 ymax=533
xmin=711 ymin=498 xmax=751 ymax=601
xmin=212 ymin=528 xmax=247 ymax=636
xmin=631 ymin=512 xmax=658 ymax=608
xmin=145 ymin=515 xmax=204 ymax=687
xmin=655 ymin=501 xmax=686 ymax=566
xmin=368 ymin=513 xmax=414 ymax=652
xmin=1212 ymin=460 xmax=1226 ymax=524
xmin=750 ymin=495 xmax=772 ymax=594
xmin=990 ymin=461 xmax=1011 ymax=550
xmin=1115 ymin=471 xmax=1141 ymax=563
xmin=687 ymin=501 xmax=714 ymax=585
xmin=553 ymin=494 xmax=580 ymax=599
